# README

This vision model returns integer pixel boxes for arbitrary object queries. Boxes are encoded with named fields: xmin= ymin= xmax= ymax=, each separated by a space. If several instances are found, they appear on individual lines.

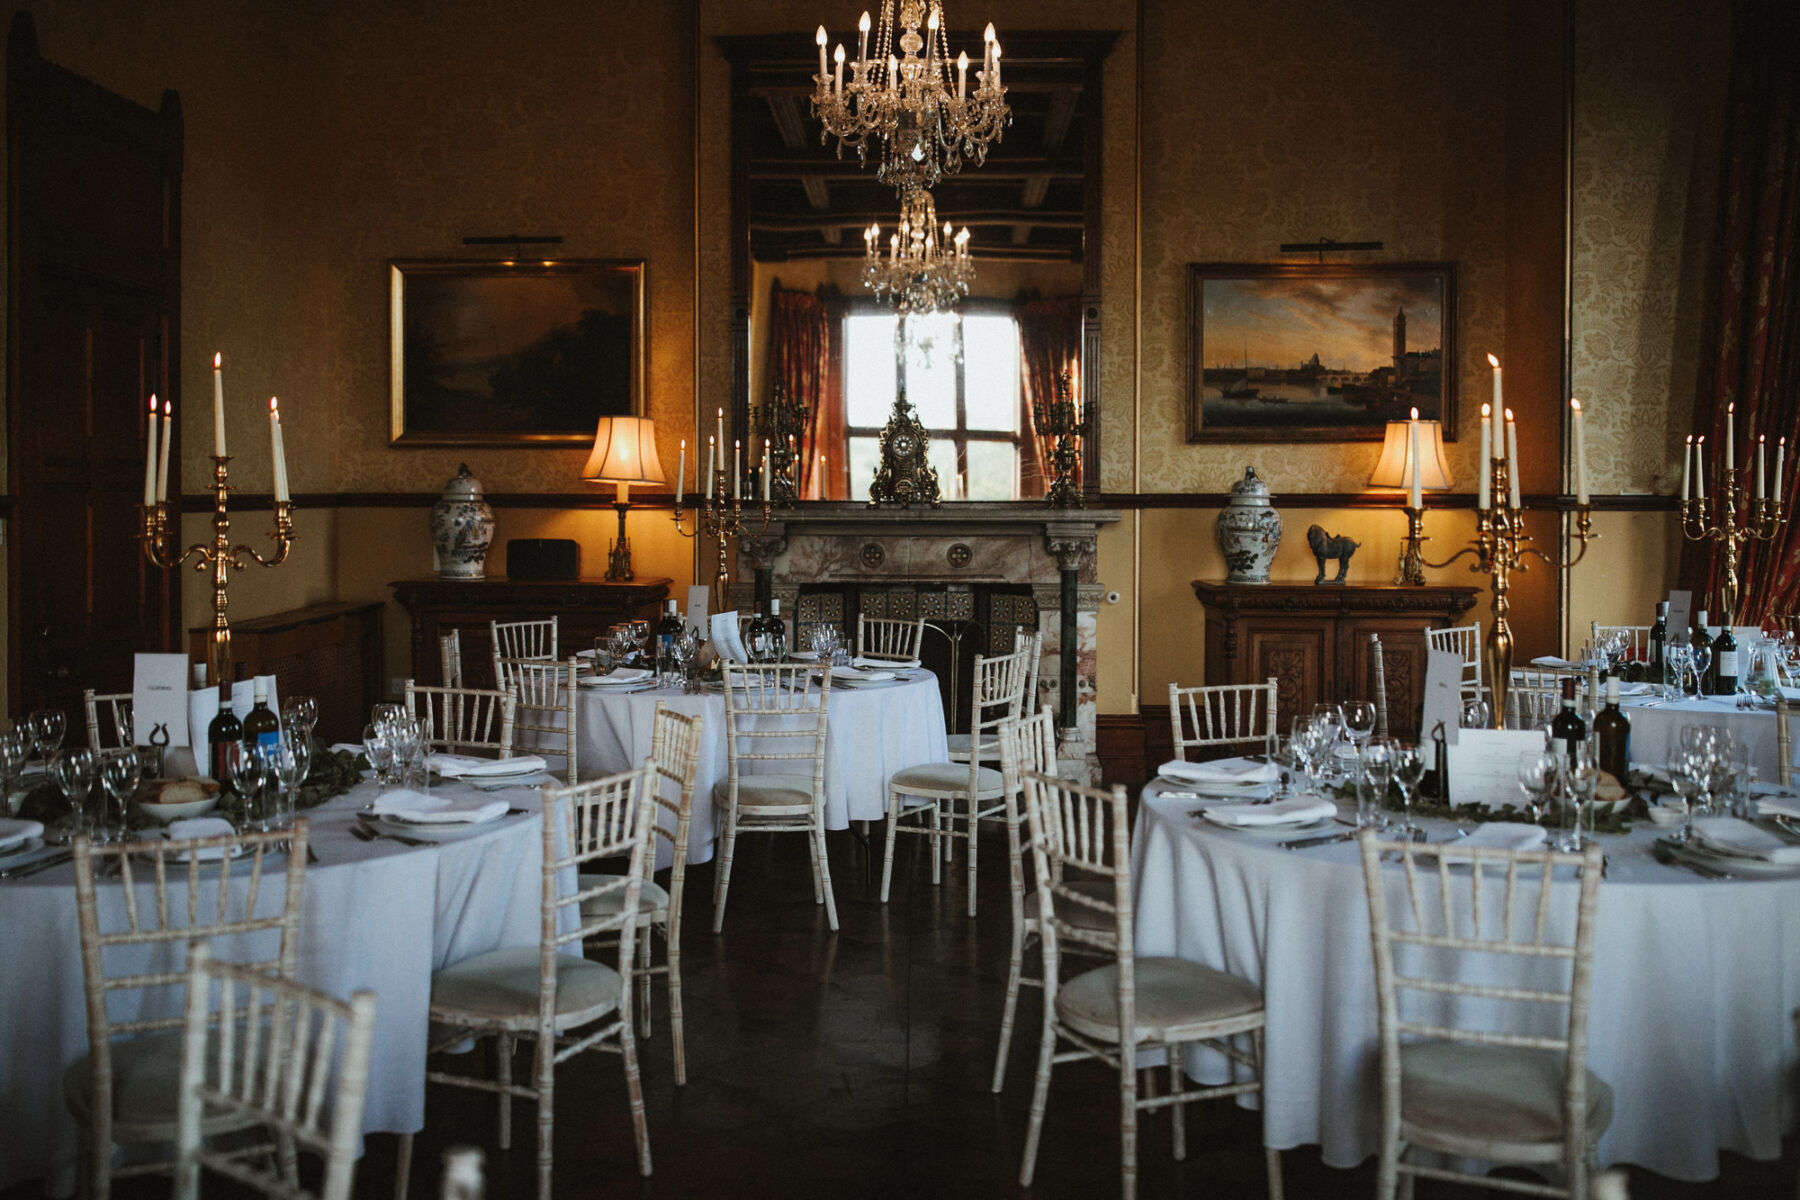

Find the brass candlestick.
xmin=1035 ymin=369 xmax=1091 ymax=508
xmin=671 ymin=469 xmax=771 ymax=611
xmin=1680 ymin=463 xmax=1785 ymax=626
xmin=1406 ymin=454 xmax=1595 ymax=728
xmin=760 ymin=382 xmax=808 ymax=506
xmin=138 ymin=456 xmax=296 ymax=685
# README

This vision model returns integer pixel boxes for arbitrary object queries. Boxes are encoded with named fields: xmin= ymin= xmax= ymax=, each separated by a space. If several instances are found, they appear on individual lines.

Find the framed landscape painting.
xmin=1184 ymin=262 xmax=1456 ymax=443
xmin=389 ymin=259 xmax=645 ymax=446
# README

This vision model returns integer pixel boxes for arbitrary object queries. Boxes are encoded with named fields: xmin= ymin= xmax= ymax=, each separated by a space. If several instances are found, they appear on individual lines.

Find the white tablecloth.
xmin=0 ymin=780 xmax=549 ymax=1194
xmin=574 ymin=673 xmax=950 ymax=868
xmin=1619 ymin=693 xmax=1792 ymax=779
xmin=1130 ymin=780 xmax=1800 ymax=1182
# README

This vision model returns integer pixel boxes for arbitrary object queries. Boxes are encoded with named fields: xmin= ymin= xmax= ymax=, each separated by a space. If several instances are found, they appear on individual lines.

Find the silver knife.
xmin=1280 ymin=830 xmax=1357 ymax=850
xmin=0 ymin=850 xmax=73 ymax=879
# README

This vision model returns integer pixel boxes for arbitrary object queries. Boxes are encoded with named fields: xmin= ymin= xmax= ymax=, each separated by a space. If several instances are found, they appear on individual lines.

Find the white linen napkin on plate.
xmin=586 ymin=667 xmax=652 ymax=686
xmin=852 ymin=656 xmax=920 ymax=670
xmin=1158 ymin=758 xmax=1279 ymax=785
xmin=1530 ymin=655 xmax=1577 ymax=669
xmin=1444 ymin=823 xmax=1547 ymax=855
xmin=1200 ymin=797 xmax=1335 ymax=827
xmin=0 ymin=818 xmax=44 ymax=851
xmin=371 ymin=789 xmax=509 ymax=825
xmin=1692 ymin=816 xmax=1800 ymax=863
xmin=832 ymin=666 xmax=896 ymax=684
xmin=427 ymin=754 xmax=548 ymax=778
xmin=165 ymin=816 xmax=242 ymax=860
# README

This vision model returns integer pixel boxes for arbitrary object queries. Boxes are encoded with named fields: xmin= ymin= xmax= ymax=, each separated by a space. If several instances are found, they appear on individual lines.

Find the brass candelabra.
xmin=760 ymin=383 xmax=808 ymax=506
xmin=1399 ymin=454 xmax=1594 ymax=728
xmin=1034 ymin=369 xmax=1091 ymax=508
xmin=138 ymin=456 xmax=296 ymax=685
xmin=671 ymin=467 xmax=771 ymax=611
xmin=1680 ymin=463 xmax=1785 ymax=626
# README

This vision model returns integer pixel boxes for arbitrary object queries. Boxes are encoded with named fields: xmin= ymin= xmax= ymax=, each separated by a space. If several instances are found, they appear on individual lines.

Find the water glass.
xmin=52 ymin=747 xmax=99 ymax=840
xmin=281 ymin=695 xmax=319 ymax=740
xmin=362 ymin=723 xmax=395 ymax=804
xmin=99 ymin=749 xmax=142 ymax=841
xmin=29 ymin=709 xmax=66 ymax=759
xmin=1390 ymin=743 xmax=1426 ymax=835
xmin=1460 ymin=697 xmax=1491 ymax=730
xmin=1559 ymin=741 xmax=1598 ymax=851
xmin=388 ymin=716 xmax=426 ymax=793
xmin=1516 ymin=751 xmax=1561 ymax=829
xmin=225 ymin=742 xmax=271 ymax=831
xmin=267 ymin=739 xmax=307 ymax=831
xmin=1340 ymin=700 xmax=1377 ymax=749
xmin=1355 ymin=740 xmax=1394 ymax=829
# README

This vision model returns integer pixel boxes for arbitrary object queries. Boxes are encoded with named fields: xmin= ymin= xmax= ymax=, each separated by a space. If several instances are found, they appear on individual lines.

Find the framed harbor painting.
xmin=1184 ymin=262 xmax=1456 ymax=443
xmin=389 ymin=259 xmax=645 ymax=446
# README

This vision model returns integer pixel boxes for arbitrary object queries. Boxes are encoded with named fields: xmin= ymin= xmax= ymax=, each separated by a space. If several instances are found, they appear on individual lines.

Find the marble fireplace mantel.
xmin=731 ymin=503 xmax=1120 ymax=779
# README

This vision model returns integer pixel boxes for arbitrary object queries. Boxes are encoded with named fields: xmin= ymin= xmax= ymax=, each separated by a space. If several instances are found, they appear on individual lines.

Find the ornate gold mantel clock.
xmin=868 ymin=387 xmax=941 ymax=508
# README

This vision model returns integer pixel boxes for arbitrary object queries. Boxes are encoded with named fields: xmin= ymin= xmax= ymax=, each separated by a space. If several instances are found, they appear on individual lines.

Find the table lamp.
xmin=581 ymin=415 xmax=667 ymax=581
xmin=1369 ymin=413 xmax=1454 ymax=585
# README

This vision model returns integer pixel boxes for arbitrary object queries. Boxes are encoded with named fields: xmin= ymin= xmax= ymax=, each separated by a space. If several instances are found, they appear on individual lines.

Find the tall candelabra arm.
xmin=229 ymin=502 xmax=296 ymax=568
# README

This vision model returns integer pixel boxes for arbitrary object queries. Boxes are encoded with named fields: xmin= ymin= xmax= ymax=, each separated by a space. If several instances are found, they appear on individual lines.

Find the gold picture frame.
xmin=389 ymin=258 xmax=645 ymax=446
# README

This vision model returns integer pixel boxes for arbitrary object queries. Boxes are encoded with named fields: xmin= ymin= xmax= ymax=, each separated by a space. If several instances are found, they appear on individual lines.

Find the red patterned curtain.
xmin=1686 ymin=0 xmax=1800 ymax=622
xmin=765 ymin=286 xmax=843 ymax=499
xmin=1015 ymin=296 xmax=1083 ymax=499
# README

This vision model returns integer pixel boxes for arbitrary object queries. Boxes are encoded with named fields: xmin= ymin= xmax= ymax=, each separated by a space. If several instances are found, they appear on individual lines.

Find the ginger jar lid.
xmin=1227 ymin=466 xmax=1272 ymax=504
xmin=440 ymin=463 xmax=484 ymax=503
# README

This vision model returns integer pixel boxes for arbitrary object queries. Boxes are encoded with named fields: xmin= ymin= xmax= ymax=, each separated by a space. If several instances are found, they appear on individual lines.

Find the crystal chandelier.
xmin=812 ymin=1 xmax=1010 ymax=194
xmin=862 ymin=189 xmax=973 ymax=315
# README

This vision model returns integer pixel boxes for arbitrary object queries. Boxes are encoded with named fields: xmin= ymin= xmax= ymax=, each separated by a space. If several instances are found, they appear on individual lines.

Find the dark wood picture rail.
xmin=144 ymin=491 xmax=1681 ymax=514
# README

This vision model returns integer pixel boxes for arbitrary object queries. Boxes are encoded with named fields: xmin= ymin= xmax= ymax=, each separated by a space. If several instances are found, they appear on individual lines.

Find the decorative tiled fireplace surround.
xmin=731 ymin=504 xmax=1120 ymax=781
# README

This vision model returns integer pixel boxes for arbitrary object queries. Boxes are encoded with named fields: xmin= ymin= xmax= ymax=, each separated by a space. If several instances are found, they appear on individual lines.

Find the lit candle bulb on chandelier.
xmin=834 ymin=44 xmax=845 ymax=93
xmin=815 ymin=26 xmax=827 ymax=80
xmin=957 ymin=50 xmax=968 ymax=100
xmin=858 ymin=10 xmax=870 ymax=63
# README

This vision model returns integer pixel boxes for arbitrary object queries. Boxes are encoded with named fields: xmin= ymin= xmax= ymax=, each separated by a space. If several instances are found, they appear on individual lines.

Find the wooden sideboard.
xmin=188 ymin=602 xmax=384 ymax=744
xmin=390 ymin=577 xmax=672 ymax=690
xmin=1190 ymin=581 xmax=1480 ymax=739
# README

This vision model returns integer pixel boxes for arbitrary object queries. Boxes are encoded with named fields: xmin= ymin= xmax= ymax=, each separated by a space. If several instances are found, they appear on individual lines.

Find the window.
xmin=842 ymin=309 xmax=1023 ymax=501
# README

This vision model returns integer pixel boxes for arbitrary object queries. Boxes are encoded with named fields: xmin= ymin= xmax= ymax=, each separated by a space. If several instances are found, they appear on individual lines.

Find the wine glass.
xmin=281 ymin=695 xmax=319 ymax=741
xmin=99 ymin=749 xmax=142 ymax=842
xmin=362 ymin=722 xmax=395 ymax=804
xmin=1460 ymin=697 xmax=1491 ymax=730
xmin=1560 ymin=741 xmax=1599 ymax=851
xmin=29 ymin=709 xmax=66 ymax=760
xmin=1663 ymin=641 xmax=1693 ymax=700
xmin=387 ymin=716 xmax=425 ymax=794
xmin=52 ymin=747 xmax=99 ymax=840
xmin=1390 ymin=743 xmax=1426 ymax=835
xmin=1355 ymin=739 xmax=1394 ymax=830
xmin=1665 ymin=748 xmax=1708 ymax=843
xmin=606 ymin=628 xmax=637 ymax=669
xmin=0 ymin=727 xmax=30 ymax=816
xmin=1686 ymin=645 xmax=1712 ymax=700
xmin=1516 ymin=751 xmax=1561 ymax=829
xmin=267 ymin=738 xmax=307 ymax=831
xmin=1340 ymin=700 xmax=1377 ymax=751
xmin=225 ymin=742 xmax=270 ymax=831
xmin=372 ymin=702 xmax=405 ymax=731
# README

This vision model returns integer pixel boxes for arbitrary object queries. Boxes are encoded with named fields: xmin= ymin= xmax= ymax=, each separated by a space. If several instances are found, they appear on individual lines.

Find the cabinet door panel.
xmin=1341 ymin=621 xmax=1433 ymax=739
xmin=1245 ymin=621 xmax=1331 ymax=727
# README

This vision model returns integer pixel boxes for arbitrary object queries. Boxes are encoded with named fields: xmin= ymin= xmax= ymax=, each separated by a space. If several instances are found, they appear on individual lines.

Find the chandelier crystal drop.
xmin=813 ymin=0 xmax=1011 ymax=195
xmin=862 ymin=189 xmax=973 ymax=315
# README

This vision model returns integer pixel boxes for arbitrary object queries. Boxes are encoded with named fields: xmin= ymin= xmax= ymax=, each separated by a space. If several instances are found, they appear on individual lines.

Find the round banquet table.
xmin=1616 ymin=690 xmax=1796 ymax=780
xmin=0 ymin=778 xmax=552 ymax=1195
xmin=1129 ymin=776 xmax=1800 ymax=1183
xmin=573 ymin=671 xmax=950 ymax=868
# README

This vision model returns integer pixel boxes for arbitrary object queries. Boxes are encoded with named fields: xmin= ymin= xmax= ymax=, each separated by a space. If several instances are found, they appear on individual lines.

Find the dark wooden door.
xmin=7 ymin=13 xmax=182 ymax=719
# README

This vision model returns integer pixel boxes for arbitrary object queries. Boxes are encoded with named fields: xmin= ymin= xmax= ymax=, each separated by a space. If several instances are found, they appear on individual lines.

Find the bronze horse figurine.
xmin=1307 ymin=524 xmax=1360 ymax=585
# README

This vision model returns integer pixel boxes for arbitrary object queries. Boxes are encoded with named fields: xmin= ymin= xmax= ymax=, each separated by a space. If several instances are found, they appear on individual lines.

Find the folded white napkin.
xmin=0 ymin=818 xmax=44 ymax=851
xmin=1200 ymin=797 xmax=1335 ymax=827
xmin=1756 ymin=798 xmax=1800 ymax=820
xmin=832 ymin=666 xmax=896 ymax=683
xmin=165 ymin=816 xmax=242 ymax=860
xmin=1691 ymin=816 xmax=1800 ymax=863
xmin=1617 ymin=682 xmax=1655 ymax=696
xmin=852 ymin=656 xmax=919 ymax=670
xmin=586 ymin=667 xmax=652 ymax=685
xmin=371 ymin=789 xmax=509 ymax=825
xmin=1158 ymin=758 xmax=1279 ymax=786
xmin=1530 ymin=655 xmax=1577 ymax=669
xmin=1445 ymin=823 xmax=1547 ymax=854
xmin=427 ymin=754 xmax=548 ymax=778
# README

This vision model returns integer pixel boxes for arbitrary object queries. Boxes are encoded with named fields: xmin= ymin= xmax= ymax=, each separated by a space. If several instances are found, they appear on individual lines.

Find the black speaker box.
xmin=506 ymin=538 xmax=581 ymax=580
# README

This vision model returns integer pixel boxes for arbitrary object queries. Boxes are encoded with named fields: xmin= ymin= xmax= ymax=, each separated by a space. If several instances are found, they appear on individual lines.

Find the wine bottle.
xmin=767 ymin=597 xmax=788 ymax=661
xmin=1594 ymin=676 xmax=1631 ymax=780
xmin=1550 ymin=677 xmax=1587 ymax=763
xmin=1691 ymin=612 xmax=1715 ymax=694
xmin=242 ymin=677 xmax=280 ymax=754
xmin=655 ymin=599 xmax=683 ymax=678
xmin=1648 ymin=601 xmax=1669 ymax=686
xmin=1713 ymin=622 xmax=1739 ymax=696
xmin=207 ymin=683 xmax=241 ymax=790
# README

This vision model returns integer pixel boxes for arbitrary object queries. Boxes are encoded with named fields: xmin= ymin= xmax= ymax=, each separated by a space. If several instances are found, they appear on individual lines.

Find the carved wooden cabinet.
xmin=1190 ymin=582 xmax=1480 ymax=737
xmin=188 ymin=602 xmax=384 ymax=744
xmin=390 ymin=577 xmax=671 ymax=690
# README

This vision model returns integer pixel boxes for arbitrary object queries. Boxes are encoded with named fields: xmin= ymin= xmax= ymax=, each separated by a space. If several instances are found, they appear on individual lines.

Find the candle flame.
xmin=163 ymin=401 xmax=170 ymax=417
xmin=1687 ymin=434 xmax=1694 ymax=444
xmin=149 ymin=395 xmax=158 ymax=412
xmin=1409 ymin=407 xmax=1419 ymax=420
xmin=1504 ymin=408 xmax=1515 ymax=422
xmin=1481 ymin=403 xmax=1491 ymax=417
xmin=1760 ymin=434 xmax=1767 ymax=444
xmin=1570 ymin=397 xmax=1582 ymax=412
xmin=816 ymin=25 xmax=827 ymax=45
xmin=1728 ymin=402 xmax=1735 ymax=414
xmin=680 ymin=438 xmax=686 ymax=449
xmin=269 ymin=396 xmax=279 ymax=416
xmin=213 ymin=352 xmax=222 ymax=368
xmin=1487 ymin=354 xmax=1500 ymax=368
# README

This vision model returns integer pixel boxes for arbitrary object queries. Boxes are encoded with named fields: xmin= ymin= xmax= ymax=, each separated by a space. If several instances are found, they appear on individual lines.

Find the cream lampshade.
xmin=582 ymin=416 xmax=667 ymax=580
xmin=1368 ymin=418 xmax=1454 ymax=491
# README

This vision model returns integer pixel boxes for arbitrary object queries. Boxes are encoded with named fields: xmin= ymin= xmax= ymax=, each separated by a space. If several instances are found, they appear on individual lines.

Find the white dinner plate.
xmin=585 ymin=668 xmax=653 ymax=687
xmin=0 ymin=818 xmax=44 ymax=854
xmin=1683 ymin=838 xmax=1800 ymax=878
xmin=1156 ymin=774 xmax=1271 ymax=797
xmin=360 ymin=813 xmax=516 ymax=843
xmin=1198 ymin=812 xmax=1331 ymax=837
xmin=0 ymin=836 xmax=45 ymax=868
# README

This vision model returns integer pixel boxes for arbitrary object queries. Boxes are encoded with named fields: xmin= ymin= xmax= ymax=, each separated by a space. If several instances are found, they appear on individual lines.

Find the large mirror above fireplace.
xmin=720 ymin=31 xmax=1116 ymax=504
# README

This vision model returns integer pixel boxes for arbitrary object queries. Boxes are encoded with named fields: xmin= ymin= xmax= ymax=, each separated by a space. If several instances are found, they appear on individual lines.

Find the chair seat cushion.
xmin=63 ymin=1031 xmax=251 ymax=1140
xmin=1056 ymin=958 xmax=1264 ymax=1044
xmin=712 ymin=774 xmax=817 ymax=810
xmin=891 ymin=762 xmax=1004 ymax=795
xmin=431 ymin=946 xmax=622 ymax=1025
xmin=577 ymin=872 xmax=670 ymax=923
xmin=1401 ymin=1041 xmax=1613 ymax=1146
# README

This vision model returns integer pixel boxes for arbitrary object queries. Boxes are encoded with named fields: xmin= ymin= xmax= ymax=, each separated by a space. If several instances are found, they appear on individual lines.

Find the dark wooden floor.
xmin=11 ymin=825 xmax=1796 ymax=1199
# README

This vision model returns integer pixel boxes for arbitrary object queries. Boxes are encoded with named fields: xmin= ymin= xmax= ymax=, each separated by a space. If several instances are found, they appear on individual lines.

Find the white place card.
xmin=132 ymin=653 xmax=191 ymax=748
xmin=1421 ymin=648 xmax=1465 ymax=746
xmin=686 ymin=585 xmax=711 ymax=638
xmin=1444 ymin=729 xmax=1549 ymax=809
xmin=708 ymin=612 xmax=747 ymax=664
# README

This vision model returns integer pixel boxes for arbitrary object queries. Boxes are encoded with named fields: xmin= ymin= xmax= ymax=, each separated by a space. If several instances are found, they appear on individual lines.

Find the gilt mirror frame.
xmin=720 ymin=30 xmax=1116 ymax=506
